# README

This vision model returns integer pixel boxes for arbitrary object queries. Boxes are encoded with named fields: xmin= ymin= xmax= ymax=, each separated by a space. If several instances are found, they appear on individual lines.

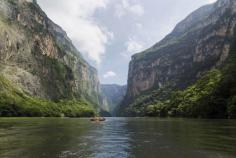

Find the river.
xmin=0 ymin=117 xmax=235 ymax=158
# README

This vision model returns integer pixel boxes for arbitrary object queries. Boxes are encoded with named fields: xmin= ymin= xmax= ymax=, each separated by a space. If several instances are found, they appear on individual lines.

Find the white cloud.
xmin=103 ymin=71 xmax=117 ymax=78
xmin=135 ymin=23 xmax=143 ymax=29
xmin=129 ymin=4 xmax=144 ymax=16
xmin=115 ymin=0 xmax=144 ymax=18
xmin=207 ymin=0 xmax=217 ymax=3
xmin=122 ymin=38 xmax=145 ymax=58
xmin=127 ymin=39 xmax=144 ymax=53
xmin=38 ymin=0 xmax=113 ymax=65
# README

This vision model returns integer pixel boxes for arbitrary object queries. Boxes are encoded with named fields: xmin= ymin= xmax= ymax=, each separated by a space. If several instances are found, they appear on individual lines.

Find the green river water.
xmin=0 ymin=117 xmax=236 ymax=158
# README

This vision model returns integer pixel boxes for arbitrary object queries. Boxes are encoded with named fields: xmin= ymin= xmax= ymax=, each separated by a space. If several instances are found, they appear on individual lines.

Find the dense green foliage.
xmin=169 ymin=53 xmax=236 ymax=119
xmin=0 ymin=0 xmax=103 ymax=117
xmin=168 ymin=70 xmax=225 ymax=118
xmin=122 ymin=23 xmax=236 ymax=119
xmin=124 ymin=67 xmax=236 ymax=118
xmin=123 ymin=39 xmax=236 ymax=118
xmin=121 ymin=86 xmax=172 ymax=116
xmin=0 ymin=76 xmax=95 ymax=117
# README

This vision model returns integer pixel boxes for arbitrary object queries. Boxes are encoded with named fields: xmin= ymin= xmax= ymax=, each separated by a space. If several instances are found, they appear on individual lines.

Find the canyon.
xmin=119 ymin=0 xmax=236 ymax=118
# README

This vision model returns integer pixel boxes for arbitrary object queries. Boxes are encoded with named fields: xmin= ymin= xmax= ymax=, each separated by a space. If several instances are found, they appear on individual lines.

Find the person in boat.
xmin=90 ymin=116 xmax=106 ymax=122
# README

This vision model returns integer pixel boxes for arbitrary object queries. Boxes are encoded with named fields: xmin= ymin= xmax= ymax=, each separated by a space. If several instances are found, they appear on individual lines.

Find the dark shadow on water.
xmin=126 ymin=118 xmax=236 ymax=158
xmin=0 ymin=118 xmax=94 ymax=158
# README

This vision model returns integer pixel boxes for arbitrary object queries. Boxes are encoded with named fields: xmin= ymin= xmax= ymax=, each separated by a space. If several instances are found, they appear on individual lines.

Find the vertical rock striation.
xmin=101 ymin=84 xmax=127 ymax=115
xmin=121 ymin=0 xmax=236 ymax=114
xmin=0 ymin=0 xmax=102 ymax=107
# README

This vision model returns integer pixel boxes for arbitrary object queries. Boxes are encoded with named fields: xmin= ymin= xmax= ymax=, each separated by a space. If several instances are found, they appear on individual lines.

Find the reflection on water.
xmin=0 ymin=117 xmax=236 ymax=158
xmin=59 ymin=118 xmax=132 ymax=158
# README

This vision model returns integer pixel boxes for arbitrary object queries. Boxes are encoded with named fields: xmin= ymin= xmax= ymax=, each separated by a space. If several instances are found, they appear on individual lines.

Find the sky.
xmin=37 ymin=0 xmax=217 ymax=85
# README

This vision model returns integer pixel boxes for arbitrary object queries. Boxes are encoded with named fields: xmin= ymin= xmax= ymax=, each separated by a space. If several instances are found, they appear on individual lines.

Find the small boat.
xmin=90 ymin=117 xmax=106 ymax=122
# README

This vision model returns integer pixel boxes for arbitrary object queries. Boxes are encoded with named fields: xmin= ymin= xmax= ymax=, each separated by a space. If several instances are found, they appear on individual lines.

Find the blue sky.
xmin=37 ymin=0 xmax=216 ymax=85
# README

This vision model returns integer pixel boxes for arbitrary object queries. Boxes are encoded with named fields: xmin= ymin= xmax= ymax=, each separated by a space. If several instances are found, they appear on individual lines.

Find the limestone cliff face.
xmin=0 ymin=0 xmax=101 ymax=105
xmin=101 ymin=84 xmax=127 ymax=115
xmin=124 ymin=0 xmax=236 ymax=105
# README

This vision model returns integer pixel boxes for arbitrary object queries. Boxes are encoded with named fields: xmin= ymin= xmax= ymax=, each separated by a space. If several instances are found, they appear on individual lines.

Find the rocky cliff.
xmin=0 ymin=0 xmax=103 ymax=116
xmin=101 ymin=84 xmax=126 ymax=115
xmin=121 ymin=0 xmax=236 ymax=116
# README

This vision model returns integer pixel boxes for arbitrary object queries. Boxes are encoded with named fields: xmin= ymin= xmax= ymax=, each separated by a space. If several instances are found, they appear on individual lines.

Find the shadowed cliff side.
xmin=101 ymin=84 xmax=126 ymax=116
xmin=0 ymin=0 xmax=104 ymax=116
xmin=119 ymin=0 xmax=236 ymax=118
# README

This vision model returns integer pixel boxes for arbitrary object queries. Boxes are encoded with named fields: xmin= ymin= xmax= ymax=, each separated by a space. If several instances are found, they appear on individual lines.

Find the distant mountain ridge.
xmin=101 ymin=84 xmax=126 ymax=115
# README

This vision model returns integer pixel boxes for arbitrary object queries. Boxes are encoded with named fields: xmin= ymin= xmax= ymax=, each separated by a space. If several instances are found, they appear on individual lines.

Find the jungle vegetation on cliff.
xmin=119 ymin=0 xmax=236 ymax=118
